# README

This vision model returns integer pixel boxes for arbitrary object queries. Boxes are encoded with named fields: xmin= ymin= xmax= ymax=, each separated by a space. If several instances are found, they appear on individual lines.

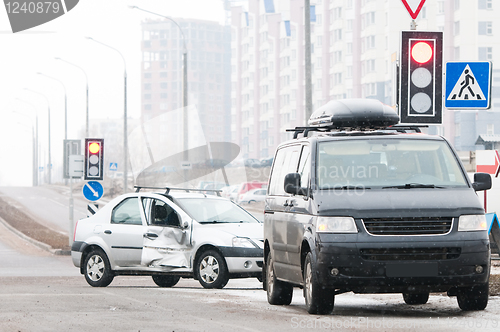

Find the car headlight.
xmin=232 ymin=237 xmax=257 ymax=248
xmin=458 ymin=215 xmax=487 ymax=232
xmin=316 ymin=217 xmax=357 ymax=233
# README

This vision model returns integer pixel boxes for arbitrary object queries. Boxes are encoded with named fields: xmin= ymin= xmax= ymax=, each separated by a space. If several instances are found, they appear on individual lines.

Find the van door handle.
xmin=104 ymin=230 xmax=112 ymax=234
xmin=144 ymin=232 xmax=159 ymax=239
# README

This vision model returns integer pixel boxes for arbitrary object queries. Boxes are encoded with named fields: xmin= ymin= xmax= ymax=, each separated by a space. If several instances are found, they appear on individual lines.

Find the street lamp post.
xmin=129 ymin=6 xmax=189 ymax=163
xmin=86 ymin=36 xmax=128 ymax=193
xmin=15 ymin=99 xmax=39 ymax=186
xmin=37 ymin=72 xmax=67 ymax=140
xmin=24 ymin=88 xmax=51 ymax=184
xmin=55 ymin=57 xmax=89 ymax=138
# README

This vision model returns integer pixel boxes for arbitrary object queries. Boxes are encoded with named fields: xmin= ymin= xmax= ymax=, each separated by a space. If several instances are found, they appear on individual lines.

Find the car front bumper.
xmin=315 ymin=239 xmax=490 ymax=293
xmin=219 ymin=247 xmax=264 ymax=274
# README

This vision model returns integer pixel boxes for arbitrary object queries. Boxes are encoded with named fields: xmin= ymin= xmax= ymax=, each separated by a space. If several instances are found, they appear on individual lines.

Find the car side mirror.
xmin=472 ymin=172 xmax=492 ymax=191
xmin=182 ymin=220 xmax=189 ymax=229
xmin=284 ymin=173 xmax=308 ymax=196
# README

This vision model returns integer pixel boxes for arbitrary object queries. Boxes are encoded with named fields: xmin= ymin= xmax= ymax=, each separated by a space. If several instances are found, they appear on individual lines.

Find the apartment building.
xmin=230 ymin=0 xmax=500 ymax=159
xmin=140 ymin=18 xmax=231 ymax=148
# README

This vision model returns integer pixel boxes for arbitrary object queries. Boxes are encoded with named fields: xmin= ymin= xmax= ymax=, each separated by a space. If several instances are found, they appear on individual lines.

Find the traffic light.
xmin=399 ymin=31 xmax=443 ymax=124
xmin=84 ymin=138 xmax=104 ymax=180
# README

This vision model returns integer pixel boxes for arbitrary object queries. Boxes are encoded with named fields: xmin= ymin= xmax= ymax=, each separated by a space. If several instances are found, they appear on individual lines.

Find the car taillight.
xmin=73 ymin=220 xmax=79 ymax=242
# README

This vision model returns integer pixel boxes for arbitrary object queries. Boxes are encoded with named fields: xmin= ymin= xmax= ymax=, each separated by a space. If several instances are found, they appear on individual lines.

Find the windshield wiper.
xmin=323 ymin=185 xmax=371 ymax=190
xmin=199 ymin=220 xmax=219 ymax=224
xmin=382 ymin=183 xmax=445 ymax=189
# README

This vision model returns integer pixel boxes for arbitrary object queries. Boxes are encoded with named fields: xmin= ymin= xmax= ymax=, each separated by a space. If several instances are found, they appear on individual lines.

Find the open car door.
xmin=140 ymin=197 xmax=192 ymax=268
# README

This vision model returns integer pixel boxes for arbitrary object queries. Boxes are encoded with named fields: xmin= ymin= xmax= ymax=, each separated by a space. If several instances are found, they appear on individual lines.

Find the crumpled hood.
xmin=313 ymin=188 xmax=484 ymax=218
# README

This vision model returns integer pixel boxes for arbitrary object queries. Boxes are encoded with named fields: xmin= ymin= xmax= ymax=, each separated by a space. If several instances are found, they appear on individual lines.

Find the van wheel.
xmin=403 ymin=292 xmax=429 ymax=305
xmin=303 ymin=252 xmax=334 ymax=314
xmin=196 ymin=250 xmax=229 ymax=289
xmin=266 ymin=254 xmax=293 ymax=305
xmin=152 ymin=275 xmax=180 ymax=287
xmin=457 ymin=284 xmax=489 ymax=311
xmin=83 ymin=248 xmax=114 ymax=287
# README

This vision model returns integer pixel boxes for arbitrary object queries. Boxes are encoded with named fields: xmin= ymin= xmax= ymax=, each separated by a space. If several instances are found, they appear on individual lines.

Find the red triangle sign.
xmin=401 ymin=0 xmax=427 ymax=20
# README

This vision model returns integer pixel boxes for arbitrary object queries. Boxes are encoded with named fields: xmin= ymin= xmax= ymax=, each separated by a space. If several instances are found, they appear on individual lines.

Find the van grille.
xmin=359 ymin=247 xmax=461 ymax=261
xmin=362 ymin=217 xmax=453 ymax=236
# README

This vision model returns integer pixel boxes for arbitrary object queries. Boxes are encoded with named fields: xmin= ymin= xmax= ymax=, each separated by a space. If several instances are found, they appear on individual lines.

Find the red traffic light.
xmin=411 ymin=42 xmax=433 ymax=64
xmin=88 ymin=142 xmax=101 ymax=154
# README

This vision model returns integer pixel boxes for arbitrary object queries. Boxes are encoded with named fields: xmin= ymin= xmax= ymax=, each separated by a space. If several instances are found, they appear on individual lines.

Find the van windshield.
xmin=317 ymin=138 xmax=468 ymax=189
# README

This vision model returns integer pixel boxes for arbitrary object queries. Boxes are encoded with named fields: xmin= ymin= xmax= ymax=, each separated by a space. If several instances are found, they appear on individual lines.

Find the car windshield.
xmin=317 ymin=138 xmax=468 ymax=189
xmin=175 ymin=198 xmax=260 ymax=223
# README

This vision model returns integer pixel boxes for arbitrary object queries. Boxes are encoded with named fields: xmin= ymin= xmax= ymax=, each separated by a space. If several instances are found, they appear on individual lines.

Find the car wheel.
xmin=152 ymin=275 xmax=181 ymax=287
xmin=83 ymin=248 xmax=114 ymax=287
xmin=457 ymin=283 xmax=489 ymax=311
xmin=402 ymin=292 xmax=429 ymax=305
xmin=196 ymin=250 xmax=229 ymax=289
xmin=266 ymin=254 xmax=293 ymax=305
xmin=303 ymin=252 xmax=334 ymax=314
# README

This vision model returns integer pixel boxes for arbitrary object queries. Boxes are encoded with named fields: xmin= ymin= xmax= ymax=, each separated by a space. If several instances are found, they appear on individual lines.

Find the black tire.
xmin=152 ymin=275 xmax=181 ymax=287
xmin=266 ymin=254 xmax=293 ymax=305
xmin=457 ymin=284 xmax=489 ymax=311
xmin=196 ymin=250 xmax=229 ymax=289
xmin=83 ymin=248 xmax=114 ymax=287
xmin=303 ymin=252 xmax=334 ymax=315
xmin=403 ymin=292 xmax=429 ymax=305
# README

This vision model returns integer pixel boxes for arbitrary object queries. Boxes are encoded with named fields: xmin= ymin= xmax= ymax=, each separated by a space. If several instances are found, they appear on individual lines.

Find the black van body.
xmin=263 ymin=99 xmax=491 ymax=314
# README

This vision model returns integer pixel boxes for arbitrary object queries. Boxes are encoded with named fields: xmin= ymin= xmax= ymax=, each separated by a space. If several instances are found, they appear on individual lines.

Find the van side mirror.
xmin=284 ymin=173 xmax=308 ymax=196
xmin=472 ymin=173 xmax=491 ymax=191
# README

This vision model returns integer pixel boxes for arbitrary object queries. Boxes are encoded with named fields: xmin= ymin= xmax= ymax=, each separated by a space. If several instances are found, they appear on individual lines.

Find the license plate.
xmin=386 ymin=262 xmax=438 ymax=277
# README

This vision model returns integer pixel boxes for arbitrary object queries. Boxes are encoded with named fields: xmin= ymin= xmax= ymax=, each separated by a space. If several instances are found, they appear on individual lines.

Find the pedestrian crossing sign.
xmin=445 ymin=61 xmax=491 ymax=109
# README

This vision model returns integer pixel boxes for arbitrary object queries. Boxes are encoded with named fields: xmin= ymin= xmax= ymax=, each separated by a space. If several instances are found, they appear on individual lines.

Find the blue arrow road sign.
xmin=83 ymin=181 xmax=104 ymax=201
xmin=445 ymin=61 xmax=491 ymax=109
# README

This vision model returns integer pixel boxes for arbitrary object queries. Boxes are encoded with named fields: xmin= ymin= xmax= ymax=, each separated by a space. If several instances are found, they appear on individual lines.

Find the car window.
xmin=175 ymin=198 xmax=259 ymax=223
xmin=142 ymin=198 xmax=181 ymax=227
xmin=111 ymin=197 xmax=143 ymax=225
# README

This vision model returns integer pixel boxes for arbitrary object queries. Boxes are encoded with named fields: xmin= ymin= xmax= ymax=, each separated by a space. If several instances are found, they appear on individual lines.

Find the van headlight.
xmin=316 ymin=217 xmax=357 ymax=233
xmin=458 ymin=215 xmax=487 ymax=232
xmin=232 ymin=237 xmax=257 ymax=248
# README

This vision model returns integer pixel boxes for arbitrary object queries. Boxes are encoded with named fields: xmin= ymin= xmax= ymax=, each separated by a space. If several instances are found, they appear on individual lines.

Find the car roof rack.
xmin=134 ymin=186 xmax=222 ymax=196
xmin=287 ymin=124 xmax=428 ymax=139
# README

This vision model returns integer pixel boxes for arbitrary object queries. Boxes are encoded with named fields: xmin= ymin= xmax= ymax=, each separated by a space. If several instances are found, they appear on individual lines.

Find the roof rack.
xmin=134 ymin=186 xmax=222 ymax=196
xmin=287 ymin=124 xmax=428 ymax=139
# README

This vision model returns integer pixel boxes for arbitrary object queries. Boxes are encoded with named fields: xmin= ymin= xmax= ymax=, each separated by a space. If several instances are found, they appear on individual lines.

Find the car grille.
xmin=359 ymin=247 xmax=461 ymax=261
xmin=362 ymin=217 xmax=453 ymax=236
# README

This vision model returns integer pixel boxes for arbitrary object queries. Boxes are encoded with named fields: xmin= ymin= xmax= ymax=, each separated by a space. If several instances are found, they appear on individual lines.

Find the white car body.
xmin=72 ymin=190 xmax=264 ymax=289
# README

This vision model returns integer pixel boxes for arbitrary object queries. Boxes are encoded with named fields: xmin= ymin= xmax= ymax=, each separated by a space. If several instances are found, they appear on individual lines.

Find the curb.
xmin=0 ymin=216 xmax=70 ymax=256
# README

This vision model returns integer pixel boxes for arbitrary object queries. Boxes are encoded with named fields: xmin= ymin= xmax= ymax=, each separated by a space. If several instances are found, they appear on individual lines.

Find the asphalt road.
xmin=0 ymin=185 xmax=89 ymax=236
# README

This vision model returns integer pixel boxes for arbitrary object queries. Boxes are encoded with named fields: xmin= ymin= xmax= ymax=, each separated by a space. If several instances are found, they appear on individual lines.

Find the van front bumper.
xmin=315 ymin=239 xmax=490 ymax=293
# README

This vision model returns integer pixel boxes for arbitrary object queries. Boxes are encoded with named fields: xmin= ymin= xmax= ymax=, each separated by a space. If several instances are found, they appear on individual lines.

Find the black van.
xmin=263 ymin=99 xmax=492 ymax=314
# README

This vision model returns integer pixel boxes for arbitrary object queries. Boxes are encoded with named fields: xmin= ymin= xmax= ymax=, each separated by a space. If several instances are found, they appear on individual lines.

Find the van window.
xmin=269 ymin=145 xmax=301 ymax=195
xmin=298 ymin=145 xmax=311 ymax=189
xmin=317 ymin=139 xmax=468 ymax=189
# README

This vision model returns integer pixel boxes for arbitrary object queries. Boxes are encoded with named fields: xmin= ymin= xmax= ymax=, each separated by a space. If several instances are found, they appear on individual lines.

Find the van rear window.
xmin=317 ymin=139 xmax=468 ymax=189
